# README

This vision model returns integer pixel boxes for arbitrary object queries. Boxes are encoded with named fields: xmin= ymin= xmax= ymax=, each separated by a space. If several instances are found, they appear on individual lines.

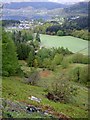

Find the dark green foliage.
xmin=34 ymin=22 xmax=53 ymax=34
xmin=35 ymin=32 xmax=41 ymax=42
xmin=53 ymin=47 xmax=72 ymax=56
xmin=11 ymin=30 xmax=35 ymax=60
xmin=32 ymin=47 xmax=72 ymax=69
xmin=72 ymin=53 xmax=89 ymax=64
xmin=17 ymin=43 xmax=31 ymax=60
xmin=72 ymin=16 xmax=88 ymax=29
xmin=34 ymin=55 xmax=42 ymax=68
xmin=71 ymin=30 xmax=88 ymax=40
xmin=2 ymin=30 xmax=19 ymax=76
xmin=71 ymin=67 xmax=80 ymax=82
xmin=46 ymin=25 xmax=61 ymax=34
xmin=44 ymin=16 xmax=88 ymax=41
xmin=57 ymin=30 xmax=64 ymax=36
xmin=52 ymin=53 xmax=63 ymax=65
xmin=79 ymin=66 xmax=89 ymax=84
xmin=63 ymin=16 xmax=88 ymax=30
xmin=37 ymin=48 xmax=52 ymax=61
xmin=12 ymin=30 xmax=34 ymax=44
xmin=70 ymin=66 xmax=89 ymax=85
xmin=26 ymin=32 xmax=33 ymax=41
xmin=33 ymin=40 xmax=40 ymax=51
xmin=27 ymin=47 xmax=35 ymax=67
xmin=2 ymin=20 xmax=20 ymax=27
xmin=43 ymin=58 xmax=52 ymax=69
xmin=61 ymin=58 xmax=69 ymax=69
xmin=12 ymin=31 xmax=22 ymax=43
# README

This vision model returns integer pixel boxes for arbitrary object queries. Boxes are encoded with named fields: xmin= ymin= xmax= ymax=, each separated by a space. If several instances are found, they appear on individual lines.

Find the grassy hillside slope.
xmin=2 ymin=60 xmax=88 ymax=119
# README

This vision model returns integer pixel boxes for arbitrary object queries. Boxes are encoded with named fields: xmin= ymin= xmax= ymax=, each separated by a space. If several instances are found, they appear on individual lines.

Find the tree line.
xmin=34 ymin=16 xmax=89 ymax=41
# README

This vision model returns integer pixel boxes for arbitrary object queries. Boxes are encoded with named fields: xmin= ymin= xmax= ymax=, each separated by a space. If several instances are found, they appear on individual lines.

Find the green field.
xmin=40 ymin=35 xmax=89 ymax=55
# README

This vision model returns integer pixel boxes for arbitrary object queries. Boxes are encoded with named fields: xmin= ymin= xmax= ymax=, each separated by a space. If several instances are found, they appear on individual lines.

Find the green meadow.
xmin=40 ymin=34 xmax=88 ymax=55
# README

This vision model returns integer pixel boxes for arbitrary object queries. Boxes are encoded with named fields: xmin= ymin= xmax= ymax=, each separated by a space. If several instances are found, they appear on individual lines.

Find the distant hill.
xmin=65 ymin=2 xmax=88 ymax=14
xmin=4 ymin=2 xmax=66 ymax=10
xmin=2 ymin=2 xmax=88 ymax=21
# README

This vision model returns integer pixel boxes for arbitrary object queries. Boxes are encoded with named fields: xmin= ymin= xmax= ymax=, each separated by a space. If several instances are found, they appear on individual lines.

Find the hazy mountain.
xmin=4 ymin=2 xmax=67 ymax=10
xmin=2 ymin=2 xmax=88 ymax=20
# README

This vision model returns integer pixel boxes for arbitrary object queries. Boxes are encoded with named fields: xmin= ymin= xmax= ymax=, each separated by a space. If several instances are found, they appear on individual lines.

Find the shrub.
xmin=52 ymin=53 xmax=63 ymax=65
xmin=25 ymin=69 xmax=40 ymax=85
xmin=47 ymin=77 xmax=77 ymax=103
xmin=79 ymin=66 xmax=89 ymax=84
xmin=70 ymin=67 xmax=81 ymax=82
xmin=61 ymin=58 xmax=69 ymax=68
xmin=72 ymin=53 xmax=89 ymax=64
xmin=57 ymin=30 xmax=64 ymax=36
xmin=70 ymin=66 xmax=89 ymax=85
xmin=17 ymin=43 xmax=31 ymax=60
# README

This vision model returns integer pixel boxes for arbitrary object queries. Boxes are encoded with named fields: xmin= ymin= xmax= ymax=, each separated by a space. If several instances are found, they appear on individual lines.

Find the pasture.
xmin=40 ymin=34 xmax=88 ymax=55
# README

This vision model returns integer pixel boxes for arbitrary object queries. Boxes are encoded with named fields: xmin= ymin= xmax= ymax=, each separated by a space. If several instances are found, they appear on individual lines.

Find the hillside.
xmin=2 ymin=60 xmax=88 ymax=118
xmin=2 ymin=2 xmax=89 ymax=119
xmin=65 ymin=2 xmax=88 ymax=15
xmin=4 ymin=2 xmax=66 ymax=10
xmin=2 ymin=26 xmax=89 ymax=119
xmin=2 ymin=2 xmax=88 ymax=20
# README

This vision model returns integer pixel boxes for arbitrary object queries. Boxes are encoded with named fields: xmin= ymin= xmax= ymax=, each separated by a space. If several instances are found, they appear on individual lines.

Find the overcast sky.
xmin=1 ymin=0 xmax=87 ymax=3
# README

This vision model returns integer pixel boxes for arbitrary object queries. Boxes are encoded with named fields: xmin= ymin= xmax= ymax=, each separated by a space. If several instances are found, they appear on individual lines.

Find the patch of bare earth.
xmin=39 ymin=70 xmax=52 ymax=78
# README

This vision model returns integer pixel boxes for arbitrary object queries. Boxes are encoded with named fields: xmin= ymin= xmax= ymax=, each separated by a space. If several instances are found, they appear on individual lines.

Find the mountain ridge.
xmin=4 ymin=2 xmax=67 ymax=10
xmin=3 ymin=1 xmax=88 ymax=20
